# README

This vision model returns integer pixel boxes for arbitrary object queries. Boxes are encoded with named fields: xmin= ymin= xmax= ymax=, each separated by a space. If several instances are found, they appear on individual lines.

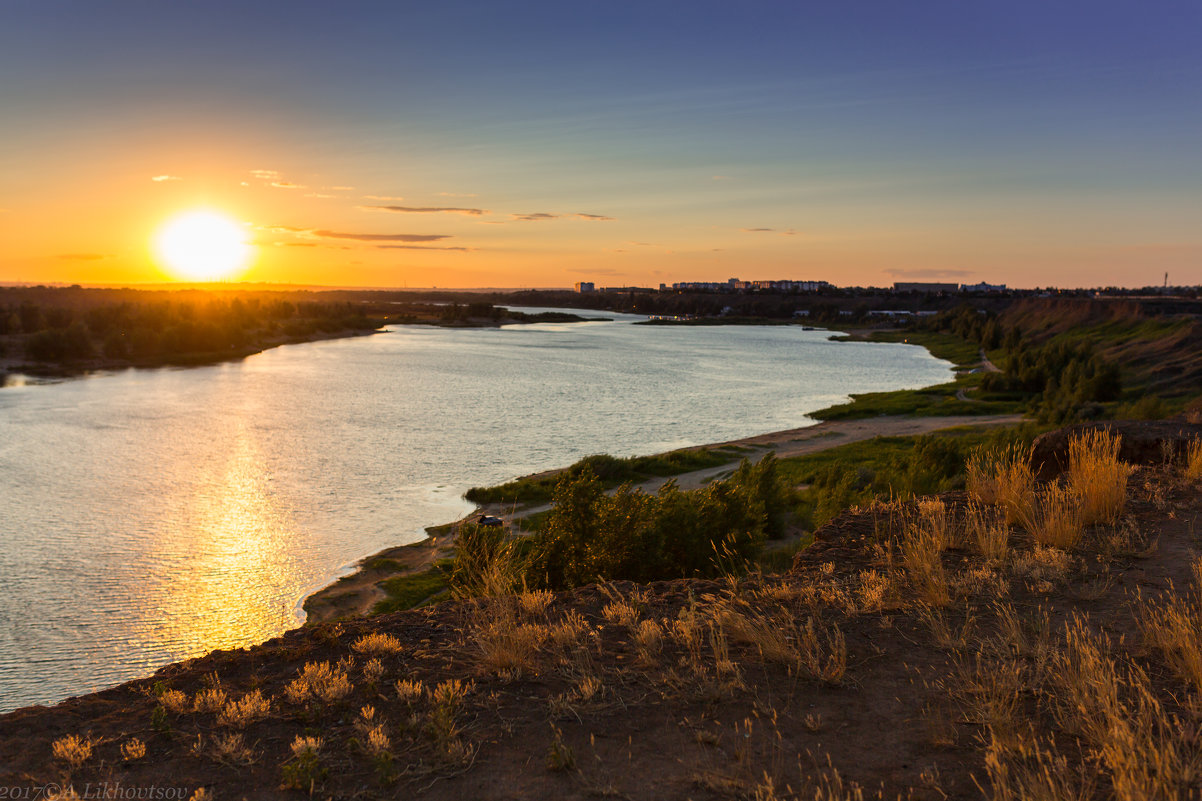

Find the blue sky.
xmin=2 ymin=0 xmax=1200 ymax=287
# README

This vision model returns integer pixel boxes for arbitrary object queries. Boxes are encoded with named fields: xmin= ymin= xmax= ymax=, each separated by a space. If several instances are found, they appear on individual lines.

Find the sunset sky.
xmin=2 ymin=1 xmax=1200 ymax=289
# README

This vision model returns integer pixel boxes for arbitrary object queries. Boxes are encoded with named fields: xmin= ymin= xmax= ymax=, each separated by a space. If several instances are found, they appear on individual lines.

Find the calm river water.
xmin=0 ymin=311 xmax=951 ymax=711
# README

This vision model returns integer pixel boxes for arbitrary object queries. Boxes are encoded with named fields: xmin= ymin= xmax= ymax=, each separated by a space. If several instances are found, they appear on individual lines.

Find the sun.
xmin=154 ymin=210 xmax=254 ymax=281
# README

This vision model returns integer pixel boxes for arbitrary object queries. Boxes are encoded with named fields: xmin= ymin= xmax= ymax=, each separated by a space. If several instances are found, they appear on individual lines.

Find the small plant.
xmin=546 ymin=726 xmax=576 ymax=772
xmin=281 ymin=736 xmax=326 ymax=792
xmin=159 ymin=689 xmax=190 ymax=715
xmin=51 ymin=733 xmax=94 ymax=768
xmin=427 ymin=678 xmax=473 ymax=758
xmin=217 ymin=689 xmax=271 ymax=728
xmin=362 ymin=657 xmax=385 ymax=684
xmin=193 ymin=687 xmax=227 ymax=713
xmin=285 ymin=661 xmax=353 ymax=704
xmin=210 ymin=732 xmax=256 ymax=765
xmin=395 ymin=678 xmax=424 ymax=703
xmin=352 ymin=632 xmax=404 ymax=655
xmin=120 ymin=737 xmax=146 ymax=761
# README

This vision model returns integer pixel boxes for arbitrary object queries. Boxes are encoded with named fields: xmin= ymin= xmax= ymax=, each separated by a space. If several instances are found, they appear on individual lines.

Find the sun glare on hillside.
xmin=154 ymin=210 xmax=254 ymax=281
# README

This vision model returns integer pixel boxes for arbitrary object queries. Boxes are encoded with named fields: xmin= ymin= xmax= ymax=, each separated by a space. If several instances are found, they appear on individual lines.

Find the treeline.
xmin=914 ymin=305 xmax=1123 ymax=424
xmin=1 ymin=289 xmax=382 ymax=364
xmin=457 ymin=456 xmax=789 ymax=592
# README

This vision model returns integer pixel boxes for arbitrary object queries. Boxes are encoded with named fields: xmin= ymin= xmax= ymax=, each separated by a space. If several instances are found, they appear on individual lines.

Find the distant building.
xmin=961 ymin=282 xmax=1007 ymax=293
xmin=893 ymin=282 xmax=959 ymax=294
xmin=574 ymin=281 xmax=595 ymax=293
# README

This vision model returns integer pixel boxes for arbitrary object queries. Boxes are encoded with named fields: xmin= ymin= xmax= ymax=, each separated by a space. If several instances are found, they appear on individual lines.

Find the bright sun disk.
xmin=154 ymin=210 xmax=253 ymax=281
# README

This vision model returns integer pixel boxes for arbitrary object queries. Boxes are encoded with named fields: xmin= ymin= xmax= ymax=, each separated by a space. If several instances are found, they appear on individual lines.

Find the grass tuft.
xmin=1067 ymin=430 xmax=1130 ymax=525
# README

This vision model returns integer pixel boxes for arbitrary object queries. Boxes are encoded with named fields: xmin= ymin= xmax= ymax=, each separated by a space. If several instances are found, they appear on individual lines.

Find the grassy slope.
xmin=813 ymin=330 xmax=1023 ymax=420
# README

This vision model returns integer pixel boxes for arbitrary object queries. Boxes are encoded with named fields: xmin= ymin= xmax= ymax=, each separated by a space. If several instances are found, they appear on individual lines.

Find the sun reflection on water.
xmin=132 ymin=420 xmax=302 ymax=661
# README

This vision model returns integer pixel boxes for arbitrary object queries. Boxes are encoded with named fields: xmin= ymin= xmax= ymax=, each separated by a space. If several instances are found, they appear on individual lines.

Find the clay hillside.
xmin=4 ymin=421 xmax=1202 ymax=800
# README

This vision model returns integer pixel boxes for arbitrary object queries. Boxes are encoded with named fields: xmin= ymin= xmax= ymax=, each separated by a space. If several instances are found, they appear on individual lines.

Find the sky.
xmin=1 ymin=1 xmax=1200 ymax=289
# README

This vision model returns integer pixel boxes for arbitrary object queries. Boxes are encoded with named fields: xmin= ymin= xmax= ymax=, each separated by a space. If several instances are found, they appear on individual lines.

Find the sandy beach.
xmin=302 ymin=411 xmax=1023 ymax=623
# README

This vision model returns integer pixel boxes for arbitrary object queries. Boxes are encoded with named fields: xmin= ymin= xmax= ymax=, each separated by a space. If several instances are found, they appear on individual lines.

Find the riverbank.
xmin=302 ymin=411 xmax=1023 ymax=623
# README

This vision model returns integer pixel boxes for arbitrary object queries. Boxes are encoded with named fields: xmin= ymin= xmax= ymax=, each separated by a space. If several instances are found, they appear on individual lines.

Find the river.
xmin=0 ymin=311 xmax=951 ymax=711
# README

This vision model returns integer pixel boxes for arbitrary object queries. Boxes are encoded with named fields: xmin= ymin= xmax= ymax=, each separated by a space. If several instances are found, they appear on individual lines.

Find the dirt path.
xmin=305 ymin=412 xmax=1023 ymax=623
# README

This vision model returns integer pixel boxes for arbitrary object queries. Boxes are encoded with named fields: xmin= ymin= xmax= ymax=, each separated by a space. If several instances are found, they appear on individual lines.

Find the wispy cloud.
xmin=305 ymin=192 xmax=338 ymax=199
xmin=57 ymin=253 xmax=111 ymax=261
xmin=511 ymin=212 xmax=615 ymax=222
xmin=328 ymin=186 xmax=355 ymax=191
xmin=740 ymin=227 xmax=797 ymax=236
xmin=271 ymin=181 xmax=304 ymax=189
xmin=363 ymin=194 xmax=405 ymax=201
xmin=250 ymin=169 xmax=280 ymax=180
xmin=362 ymin=205 xmax=489 ymax=216
xmin=150 ymin=175 xmax=181 ymax=182
xmin=377 ymin=244 xmax=471 ymax=251
xmin=313 ymin=230 xmax=451 ymax=242
xmin=438 ymin=191 xmax=477 ymax=198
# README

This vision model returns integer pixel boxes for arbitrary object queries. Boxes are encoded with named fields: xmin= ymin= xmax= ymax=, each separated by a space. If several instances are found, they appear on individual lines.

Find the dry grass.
xmin=1186 ymin=439 xmax=1202 ymax=481
xmin=601 ymin=599 xmax=641 ymax=628
xmin=352 ymin=632 xmax=404 ymax=655
xmin=900 ymin=513 xmax=950 ymax=607
xmin=633 ymin=618 xmax=664 ymax=663
xmin=472 ymin=602 xmax=549 ymax=676
xmin=971 ymin=444 xmax=1036 ymax=525
xmin=1137 ymin=558 xmax=1202 ymax=692
xmin=517 ymin=589 xmax=554 ymax=616
xmin=1067 ymin=430 xmax=1131 ymax=526
xmin=284 ymin=661 xmax=353 ymax=704
xmin=395 ymin=678 xmax=423 ymax=703
xmin=966 ymin=503 xmax=1010 ymax=561
xmin=1049 ymin=616 xmax=1195 ymax=801
xmin=217 ymin=689 xmax=270 ymax=728
xmin=1018 ymin=482 xmax=1085 ymax=550
xmin=51 ymin=733 xmax=94 ymax=768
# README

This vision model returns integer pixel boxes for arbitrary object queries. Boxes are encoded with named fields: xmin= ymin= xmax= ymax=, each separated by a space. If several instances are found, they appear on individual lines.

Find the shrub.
xmin=352 ymin=632 xmax=404 ymax=655
xmin=1019 ymin=482 xmax=1085 ymax=550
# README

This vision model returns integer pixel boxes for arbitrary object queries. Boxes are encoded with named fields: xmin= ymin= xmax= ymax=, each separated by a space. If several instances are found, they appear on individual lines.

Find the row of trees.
xmin=6 ymin=296 xmax=380 ymax=363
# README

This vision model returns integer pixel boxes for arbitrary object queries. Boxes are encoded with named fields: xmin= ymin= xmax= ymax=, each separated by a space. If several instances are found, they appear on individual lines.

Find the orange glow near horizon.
xmin=153 ymin=210 xmax=255 ymax=282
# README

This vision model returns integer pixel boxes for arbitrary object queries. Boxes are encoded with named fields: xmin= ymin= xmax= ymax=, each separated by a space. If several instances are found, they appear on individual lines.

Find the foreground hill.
xmin=3 ymin=424 xmax=1202 ymax=800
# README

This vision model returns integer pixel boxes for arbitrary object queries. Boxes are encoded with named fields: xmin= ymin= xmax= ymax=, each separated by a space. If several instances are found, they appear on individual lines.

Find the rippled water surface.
xmin=0 ymin=312 xmax=951 ymax=711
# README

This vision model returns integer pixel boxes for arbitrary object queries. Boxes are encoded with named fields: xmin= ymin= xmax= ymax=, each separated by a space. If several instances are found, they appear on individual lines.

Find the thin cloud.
xmin=250 ymin=169 xmax=280 ymax=180
xmin=740 ymin=227 xmax=797 ymax=236
xmin=377 ymin=244 xmax=471 ymax=251
xmin=305 ymin=192 xmax=338 ymax=199
xmin=511 ymin=211 xmax=613 ymax=222
xmin=271 ymin=181 xmax=304 ymax=189
xmin=150 ymin=175 xmax=181 ymax=182
xmin=362 ymin=205 xmax=489 ymax=216
xmin=363 ymin=195 xmax=405 ymax=201
xmin=313 ymin=230 xmax=451 ymax=242
xmin=438 ymin=191 xmax=477 ymax=198
xmin=328 ymin=186 xmax=355 ymax=191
